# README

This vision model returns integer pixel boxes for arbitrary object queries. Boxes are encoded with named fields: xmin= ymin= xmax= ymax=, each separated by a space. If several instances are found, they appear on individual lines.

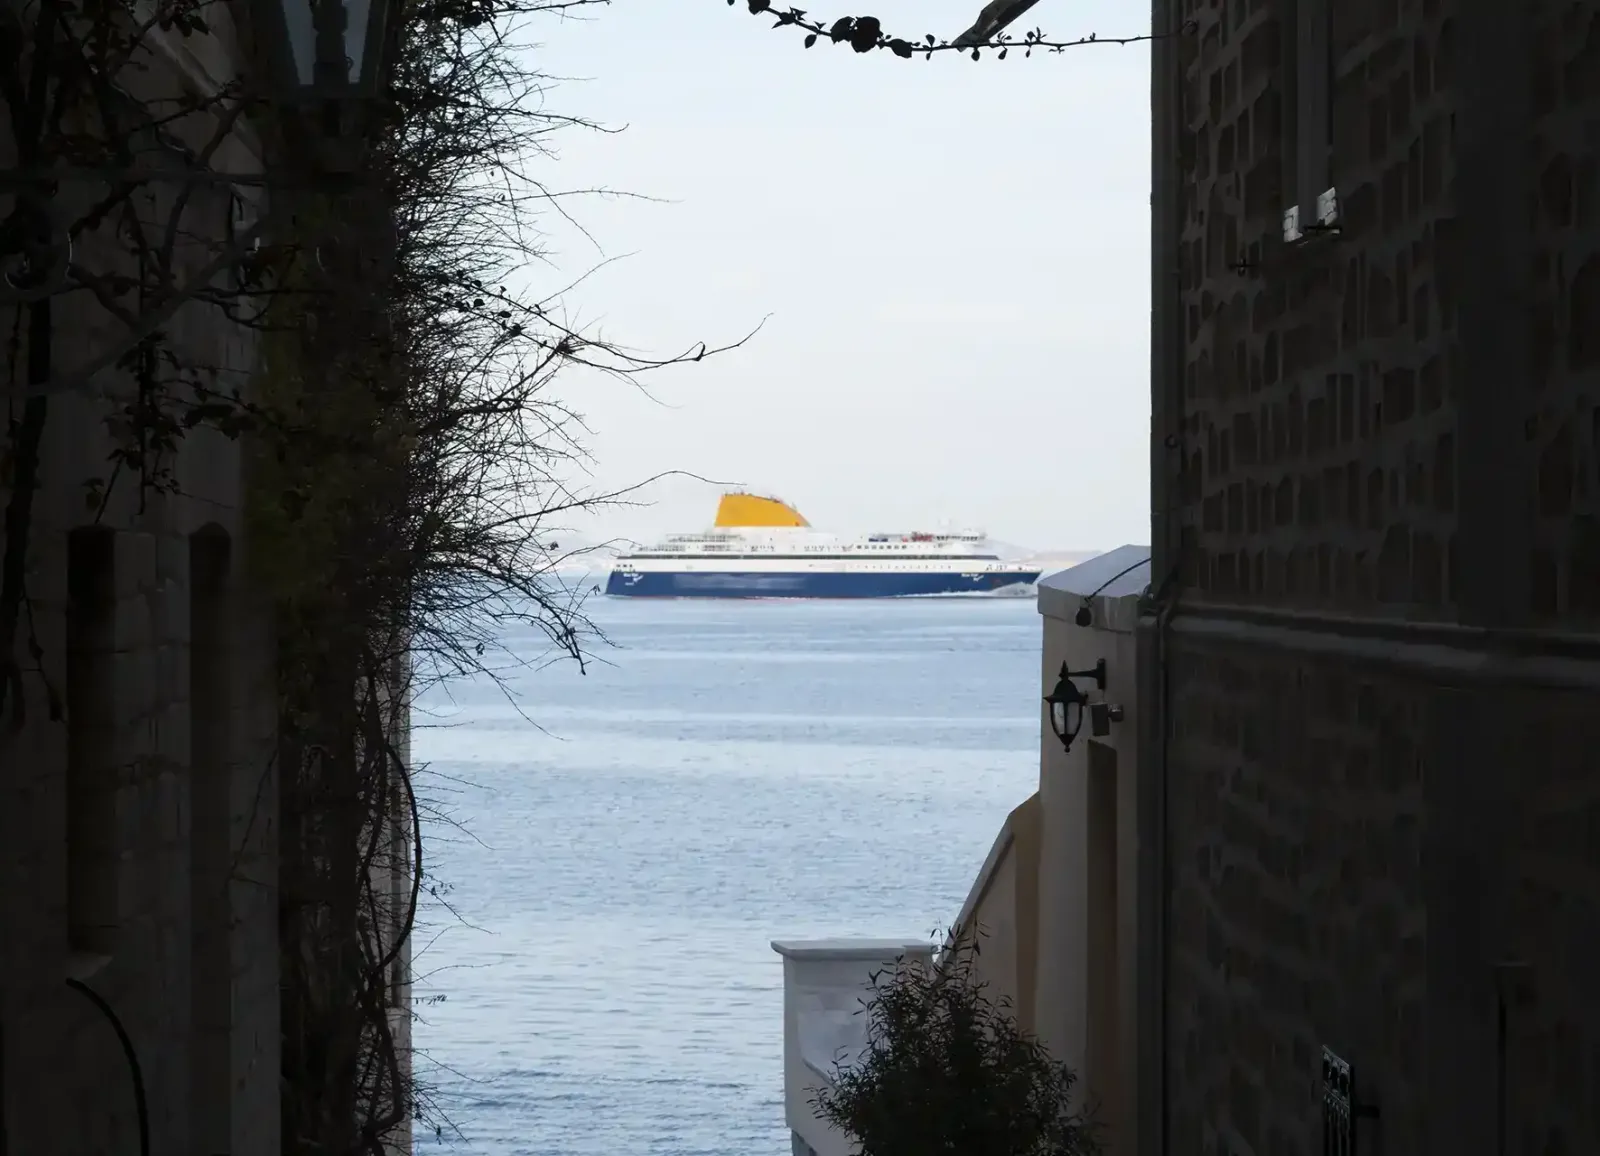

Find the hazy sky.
xmin=516 ymin=0 xmax=1151 ymax=552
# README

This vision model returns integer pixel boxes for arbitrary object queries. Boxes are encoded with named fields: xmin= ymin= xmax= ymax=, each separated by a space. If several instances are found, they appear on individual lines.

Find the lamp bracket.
xmin=1062 ymin=658 xmax=1107 ymax=692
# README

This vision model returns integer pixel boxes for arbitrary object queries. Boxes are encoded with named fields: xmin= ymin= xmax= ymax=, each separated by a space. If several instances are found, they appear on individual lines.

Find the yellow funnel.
xmin=713 ymin=492 xmax=809 ymax=528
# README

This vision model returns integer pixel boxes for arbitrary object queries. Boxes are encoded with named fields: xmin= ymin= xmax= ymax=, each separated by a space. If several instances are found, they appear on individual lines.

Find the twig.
xmin=727 ymin=0 xmax=1160 ymax=59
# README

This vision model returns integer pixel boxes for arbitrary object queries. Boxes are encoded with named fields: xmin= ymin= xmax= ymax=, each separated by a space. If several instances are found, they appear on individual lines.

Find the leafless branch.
xmin=726 ymin=0 xmax=1160 ymax=60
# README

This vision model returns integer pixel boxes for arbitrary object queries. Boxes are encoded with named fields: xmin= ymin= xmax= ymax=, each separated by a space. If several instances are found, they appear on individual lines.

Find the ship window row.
xmin=628 ymin=553 xmax=1003 ymax=561
xmin=683 ymin=545 xmax=952 ymax=552
xmin=660 ymin=542 xmax=981 ymax=550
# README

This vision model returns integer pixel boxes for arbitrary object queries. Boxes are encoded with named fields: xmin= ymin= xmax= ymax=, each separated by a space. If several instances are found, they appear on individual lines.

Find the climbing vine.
xmin=1 ymin=0 xmax=264 ymax=736
xmin=726 ymin=0 xmax=1158 ymax=60
xmin=3 ymin=0 xmax=743 ymax=1151
xmin=232 ymin=1 xmax=749 ymax=1145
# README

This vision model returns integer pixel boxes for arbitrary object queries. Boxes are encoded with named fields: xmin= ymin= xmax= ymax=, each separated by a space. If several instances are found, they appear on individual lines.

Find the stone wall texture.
xmin=1529 ymin=0 xmax=1600 ymax=627
xmin=1175 ymin=0 xmax=1461 ymax=618
xmin=1165 ymin=647 xmax=1432 ymax=1155
xmin=1158 ymin=0 xmax=1600 ymax=1154
xmin=0 ymin=303 xmax=284 ymax=1153
xmin=0 ymin=13 xmax=282 ymax=1155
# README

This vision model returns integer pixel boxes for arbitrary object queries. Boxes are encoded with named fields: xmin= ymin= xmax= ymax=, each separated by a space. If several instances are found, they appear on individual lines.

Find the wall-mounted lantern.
xmin=253 ymin=0 xmax=397 ymax=162
xmin=1043 ymin=659 xmax=1106 ymax=754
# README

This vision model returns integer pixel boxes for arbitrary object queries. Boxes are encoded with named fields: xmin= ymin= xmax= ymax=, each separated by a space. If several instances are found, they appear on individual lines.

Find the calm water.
xmin=410 ymin=596 xmax=1041 ymax=1155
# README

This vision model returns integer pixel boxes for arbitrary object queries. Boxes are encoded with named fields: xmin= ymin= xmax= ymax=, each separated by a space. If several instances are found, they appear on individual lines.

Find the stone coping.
xmin=771 ymin=938 xmax=935 ymax=962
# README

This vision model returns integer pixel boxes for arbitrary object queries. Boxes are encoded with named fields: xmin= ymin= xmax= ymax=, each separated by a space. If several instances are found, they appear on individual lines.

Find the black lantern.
xmin=255 ymin=0 xmax=395 ymax=146
xmin=1043 ymin=658 xmax=1107 ymax=753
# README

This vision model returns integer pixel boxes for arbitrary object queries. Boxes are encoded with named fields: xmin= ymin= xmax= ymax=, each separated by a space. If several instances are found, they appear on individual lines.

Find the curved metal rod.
xmin=65 ymin=977 xmax=151 ymax=1156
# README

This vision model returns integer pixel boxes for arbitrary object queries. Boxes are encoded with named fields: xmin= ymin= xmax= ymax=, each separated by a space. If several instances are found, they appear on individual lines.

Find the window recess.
xmin=1281 ymin=0 xmax=1341 ymax=244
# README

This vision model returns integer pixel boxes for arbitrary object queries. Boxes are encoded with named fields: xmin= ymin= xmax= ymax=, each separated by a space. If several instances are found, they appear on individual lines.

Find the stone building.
xmin=1140 ymin=1 xmax=1600 ymax=1154
xmin=0 ymin=2 xmax=285 ymax=1151
xmin=0 ymin=3 xmax=414 ymax=1153
xmin=775 ymin=2 xmax=1600 ymax=1154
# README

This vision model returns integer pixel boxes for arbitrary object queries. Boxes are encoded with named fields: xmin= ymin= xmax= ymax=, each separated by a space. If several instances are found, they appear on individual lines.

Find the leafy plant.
xmin=812 ymin=933 xmax=1099 ymax=1156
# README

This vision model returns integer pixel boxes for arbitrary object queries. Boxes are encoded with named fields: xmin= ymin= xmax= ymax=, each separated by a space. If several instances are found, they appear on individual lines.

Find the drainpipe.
xmin=1143 ymin=0 xmax=1185 ymax=1151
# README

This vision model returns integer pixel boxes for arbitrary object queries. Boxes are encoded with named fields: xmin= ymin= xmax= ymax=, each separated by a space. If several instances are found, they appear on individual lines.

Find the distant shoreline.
xmin=542 ymin=549 xmax=1110 ymax=586
xmin=1022 ymin=551 xmax=1104 ymax=573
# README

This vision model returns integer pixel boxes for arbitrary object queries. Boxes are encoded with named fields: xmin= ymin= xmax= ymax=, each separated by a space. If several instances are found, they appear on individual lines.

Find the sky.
xmin=510 ymin=0 xmax=1152 ymax=553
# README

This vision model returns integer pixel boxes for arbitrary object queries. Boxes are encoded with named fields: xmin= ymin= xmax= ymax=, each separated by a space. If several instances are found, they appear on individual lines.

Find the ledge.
xmin=1038 ymin=545 xmax=1151 ymax=631
xmin=1164 ymin=605 xmax=1600 ymax=689
xmin=772 ymin=938 xmax=934 ymax=962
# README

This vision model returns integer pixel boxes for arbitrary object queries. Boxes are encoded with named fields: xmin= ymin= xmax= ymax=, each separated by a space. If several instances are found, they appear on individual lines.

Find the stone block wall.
xmin=1528 ymin=0 xmax=1600 ymax=627
xmin=0 ymin=34 xmax=281 ymax=1153
xmin=1164 ymin=644 xmax=1428 ymax=1156
xmin=1175 ymin=0 xmax=1459 ymax=618
xmin=4 ymin=495 xmax=280 ymax=1156
xmin=1500 ymin=685 xmax=1600 ymax=1156
xmin=1150 ymin=1 xmax=1600 ymax=1155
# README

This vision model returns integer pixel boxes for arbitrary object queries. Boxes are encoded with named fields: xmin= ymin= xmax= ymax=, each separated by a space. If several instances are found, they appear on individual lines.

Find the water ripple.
xmin=413 ymin=598 xmax=1039 ymax=1154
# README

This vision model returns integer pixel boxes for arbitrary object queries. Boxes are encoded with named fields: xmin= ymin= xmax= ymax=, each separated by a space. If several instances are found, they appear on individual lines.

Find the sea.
xmin=409 ymin=594 xmax=1043 ymax=1156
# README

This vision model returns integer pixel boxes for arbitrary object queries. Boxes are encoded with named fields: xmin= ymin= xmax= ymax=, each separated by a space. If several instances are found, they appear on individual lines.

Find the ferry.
xmin=604 ymin=493 xmax=1043 ymax=599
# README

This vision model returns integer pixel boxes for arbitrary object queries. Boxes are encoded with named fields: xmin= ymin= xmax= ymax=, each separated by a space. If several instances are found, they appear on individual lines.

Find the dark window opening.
xmin=1282 ymin=0 xmax=1334 ymax=238
xmin=66 ymin=527 xmax=119 ymax=959
xmin=189 ymin=527 xmax=233 ymax=1153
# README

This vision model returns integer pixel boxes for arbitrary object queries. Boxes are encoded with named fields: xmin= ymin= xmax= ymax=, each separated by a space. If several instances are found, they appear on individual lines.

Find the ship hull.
xmin=604 ymin=568 xmax=1042 ymax=598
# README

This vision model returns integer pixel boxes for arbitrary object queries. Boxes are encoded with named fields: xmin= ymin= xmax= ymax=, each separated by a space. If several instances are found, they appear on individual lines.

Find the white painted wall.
xmin=772 ymin=938 xmax=937 ymax=1156
xmin=1034 ymin=548 xmax=1148 ymax=1156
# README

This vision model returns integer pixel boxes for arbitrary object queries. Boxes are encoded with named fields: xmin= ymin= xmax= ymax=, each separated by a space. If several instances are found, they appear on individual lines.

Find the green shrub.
xmin=811 ymin=933 xmax=1099 ymax=1156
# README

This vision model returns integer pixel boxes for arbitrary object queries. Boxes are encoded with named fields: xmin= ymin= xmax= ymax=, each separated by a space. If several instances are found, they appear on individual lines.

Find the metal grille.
xmin=1322 ymin=1047 xmax=1355 ymax=1156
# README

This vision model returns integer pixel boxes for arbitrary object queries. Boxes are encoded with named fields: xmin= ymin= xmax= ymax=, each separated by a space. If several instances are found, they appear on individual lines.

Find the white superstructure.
xmin=605 ymin=493 xmax=1042 ymax=598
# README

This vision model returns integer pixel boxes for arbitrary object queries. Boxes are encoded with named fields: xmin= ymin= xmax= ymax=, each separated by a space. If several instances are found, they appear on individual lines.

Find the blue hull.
xmin=604 ymin=569 xmax=1042 ymax=598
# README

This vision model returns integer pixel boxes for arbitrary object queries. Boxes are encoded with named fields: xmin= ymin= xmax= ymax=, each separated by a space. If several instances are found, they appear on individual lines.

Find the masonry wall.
xmin=1037 ymin=601 xmax=1141 ymax=1156
xmin=0 ymin=280 xmax=281 ymax=1156
xmin=0 ymin=5 xmax=281 ymax=1151
xmin=1148 ymin=1 xmax=1600 ymax=1154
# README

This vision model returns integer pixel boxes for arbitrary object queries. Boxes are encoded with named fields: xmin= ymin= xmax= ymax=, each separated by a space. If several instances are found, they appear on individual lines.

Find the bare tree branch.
xmin=724 ymin=0 xmax=1160 ymax=60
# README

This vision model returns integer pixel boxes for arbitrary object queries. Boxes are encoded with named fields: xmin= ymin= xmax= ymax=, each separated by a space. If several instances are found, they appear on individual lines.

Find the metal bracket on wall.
xmin=1282 ymin=204 xmax=1303 ymax=244
xmin=1315 ymin=187 xmax=1341 ymax=230
xmin=1322 ymin=1046 xmax=1379 ymax=1156
xmin=1089 ymin=700 xmax=1125 ymax=737
xmin=1282 ymin=187 xmax=1343 ymax=246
